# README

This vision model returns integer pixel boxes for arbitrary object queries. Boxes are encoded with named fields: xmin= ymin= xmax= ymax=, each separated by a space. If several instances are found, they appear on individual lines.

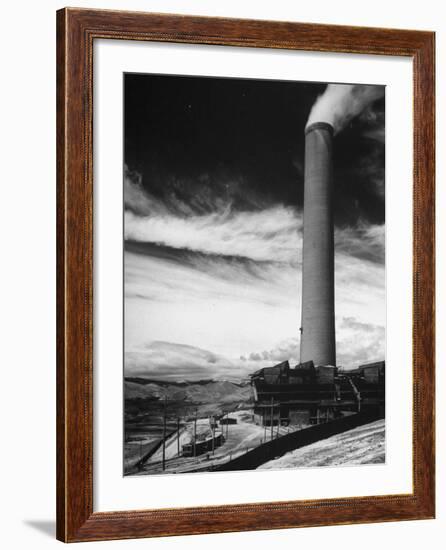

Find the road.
xmin=134 ymin=410 xmax=294 ymax=475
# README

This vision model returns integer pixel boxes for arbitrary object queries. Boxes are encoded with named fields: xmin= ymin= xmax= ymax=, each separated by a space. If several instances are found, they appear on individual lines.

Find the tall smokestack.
xmin=300 ymin=122 xmax=336 ymax=366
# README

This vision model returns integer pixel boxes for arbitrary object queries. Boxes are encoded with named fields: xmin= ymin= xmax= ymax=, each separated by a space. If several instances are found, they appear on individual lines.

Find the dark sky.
xmin=124 ymin=73 xmax=385 ymax=230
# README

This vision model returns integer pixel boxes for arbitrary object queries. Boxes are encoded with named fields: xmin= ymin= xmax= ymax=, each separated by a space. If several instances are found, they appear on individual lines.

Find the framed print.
xmin=56 ymin=8 xmax=435 ymax=543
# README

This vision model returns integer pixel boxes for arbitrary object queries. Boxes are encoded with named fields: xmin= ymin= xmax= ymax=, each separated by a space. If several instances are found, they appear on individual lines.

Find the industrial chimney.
xmin=300 ymin=122 xmax=336 ymax=366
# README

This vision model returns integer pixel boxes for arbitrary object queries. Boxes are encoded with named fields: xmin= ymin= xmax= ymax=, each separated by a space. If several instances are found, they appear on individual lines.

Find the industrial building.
xmin=250 ymin=360 xmax=385 ymax=427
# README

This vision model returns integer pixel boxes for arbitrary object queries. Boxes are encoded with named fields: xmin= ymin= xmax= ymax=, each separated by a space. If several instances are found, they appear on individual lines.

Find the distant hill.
xmin=124 ymin=378 xmax=252 ymax=405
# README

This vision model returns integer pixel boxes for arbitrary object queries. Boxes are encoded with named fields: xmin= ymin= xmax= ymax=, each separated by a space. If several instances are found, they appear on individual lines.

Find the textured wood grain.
xmin=56 ymin=7 xmax=435 ymax=543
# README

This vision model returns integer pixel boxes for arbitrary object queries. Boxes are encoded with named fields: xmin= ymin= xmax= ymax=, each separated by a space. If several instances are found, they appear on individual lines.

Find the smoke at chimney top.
xmin=306 ymin=84 xmax=384 ymax=135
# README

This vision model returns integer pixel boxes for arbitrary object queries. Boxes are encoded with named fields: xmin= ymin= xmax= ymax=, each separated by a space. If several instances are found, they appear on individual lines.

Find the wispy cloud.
xmin=124 ymin=167 xmax=385 ymax=375
xmin=335 ymin=223 xmax=385 ymax=264
xmin=124 ymin=164 xmax=303 ymax=263
xmin=124 ymin=165 xmax=167 ymax=216
xmin=125 ymin=341 xmax=250 ymax=380
xmin=125 ymin=166 xmax=383 ymax=266
xmin=241 ymin=337 xmax=300 ymax=364
xmin=356 ymin=144 xmax=385 ymax=199
xmin=242 ymin=313 xmax=385 ymax=370
xmin=125 ymin=206 xmax=301 ymax=263
xmin=336 ymin=317 xmax=385 ymax=367
xmin=360 ymin=101 xmax=385 ymax=144
xmin=124 ymin=247 xmax=301 ymax=362
xmin=125 ymin=243 xmax=384 ymax=371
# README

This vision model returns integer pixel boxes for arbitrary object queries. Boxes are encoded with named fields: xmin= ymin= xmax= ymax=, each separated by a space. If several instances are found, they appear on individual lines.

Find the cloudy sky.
xmin=124 ymin=73 xmax=385 ymax=381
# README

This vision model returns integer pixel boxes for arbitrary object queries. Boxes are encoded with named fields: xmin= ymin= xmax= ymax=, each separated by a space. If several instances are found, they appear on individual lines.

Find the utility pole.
xmin=270 ymin=397 xmax=274 ymax=441
xmin=162 ymin=395 xmax=167 ymax=471
xmin=177 ymin=417 xmax=180 ymax=456
xmin=211 ymin=416 xmax=216 ymax=454
xmin=193 ymin=408 xmax=197 ymax=458
xmin=263 ymin=409 xmax=267 ymax=443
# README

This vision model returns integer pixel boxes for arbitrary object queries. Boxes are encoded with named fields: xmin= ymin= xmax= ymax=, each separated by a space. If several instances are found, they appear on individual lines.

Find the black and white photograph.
xmin=123 ymin=73 xmax=386 ymax=476
xmin=1 ymin=0 xmax=440 ymax=546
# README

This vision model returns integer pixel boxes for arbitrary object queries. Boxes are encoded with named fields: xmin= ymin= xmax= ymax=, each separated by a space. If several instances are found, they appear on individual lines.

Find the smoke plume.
xmin=306 ymin=84 xmax=384 ymax=134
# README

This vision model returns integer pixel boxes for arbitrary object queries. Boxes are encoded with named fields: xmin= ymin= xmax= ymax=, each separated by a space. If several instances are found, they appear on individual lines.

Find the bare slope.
xmin=259 ymin=419 xmax=385 ymax=469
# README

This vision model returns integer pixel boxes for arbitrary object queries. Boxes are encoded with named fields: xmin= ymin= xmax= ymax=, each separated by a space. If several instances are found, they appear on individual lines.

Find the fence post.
xmin=270 ymin=397 xmax=274 ymax=441
xmin=162 ymin=395 xmax=167 ymax=471
xmin=193 ymin=409 xmax=197 ymax=457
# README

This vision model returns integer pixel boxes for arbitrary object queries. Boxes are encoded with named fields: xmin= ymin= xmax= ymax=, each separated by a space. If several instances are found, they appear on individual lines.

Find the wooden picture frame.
xmin=56 ymin=7 xmax=435 ymax=543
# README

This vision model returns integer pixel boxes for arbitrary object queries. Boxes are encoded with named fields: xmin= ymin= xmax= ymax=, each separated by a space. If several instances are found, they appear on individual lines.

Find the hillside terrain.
xmin=125 ymin=378 xmax=251 ymax=407
xmin=124 ymin=377 xmax=253 ymax=472
xmin=259 ymin=419 xmax=385 ymax=470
